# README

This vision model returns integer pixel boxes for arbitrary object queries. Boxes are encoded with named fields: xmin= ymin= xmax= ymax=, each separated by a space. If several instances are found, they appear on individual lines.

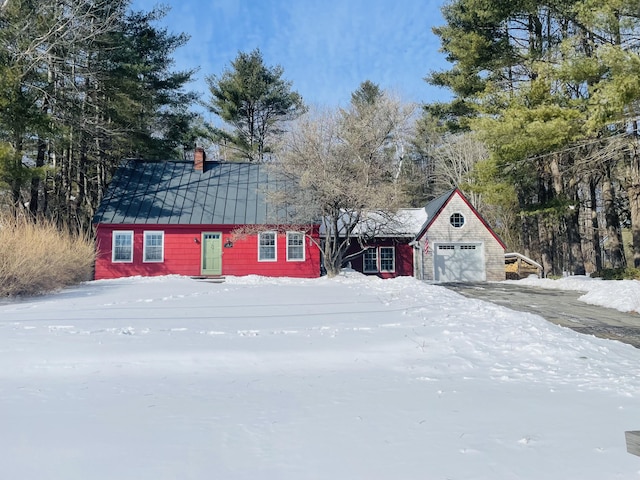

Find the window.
xmin=460 ymin=245 xmax=476 ymax=250
xmin=258 ymin=232 xmax=277 ymax=261
xmin=112 ymin=231 xmax=133 ymax=262
xmin=286 ymin=232 xmax=305 ymax=261
xmin=438 ymin=245 xmax=455 ymax=250
xmin=450 ymin=212 xmax=465 ymax=228
xmin=379 ymin=247 xmax=395 ymax=272
xmin=143 ymin=231 xmax=164 ymax=262
xmin=363 ymin=248 xmax=378 ymax=273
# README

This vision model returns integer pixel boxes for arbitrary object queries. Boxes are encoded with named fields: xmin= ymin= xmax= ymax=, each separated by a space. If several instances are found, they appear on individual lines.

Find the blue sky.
xmin=130 ymin=0 xmax=451 ymax=111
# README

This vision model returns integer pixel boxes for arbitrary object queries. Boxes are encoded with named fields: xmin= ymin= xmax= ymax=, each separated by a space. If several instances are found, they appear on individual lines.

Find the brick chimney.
xmin=194 ymin=147 xmax=206 ymax=172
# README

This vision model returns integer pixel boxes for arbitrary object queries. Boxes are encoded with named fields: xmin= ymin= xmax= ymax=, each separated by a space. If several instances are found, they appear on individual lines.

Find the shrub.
xmin=591 ymin=268 xmax=640 ymax=280
xmin=0 ymin=216 xmax=95 ymax=296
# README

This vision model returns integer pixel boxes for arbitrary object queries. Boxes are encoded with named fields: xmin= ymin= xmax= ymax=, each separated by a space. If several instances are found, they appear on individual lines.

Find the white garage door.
xmin=434 ymin=243 xmax=485 ymax=282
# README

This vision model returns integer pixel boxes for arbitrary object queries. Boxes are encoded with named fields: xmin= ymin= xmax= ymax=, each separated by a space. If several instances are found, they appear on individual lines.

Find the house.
xmin=320 ymin=189 xmax=504 ymax=282
xmin=413 ymin=188 xmax=506 ymax=282
xmin=93 ymin=148 xmax=321 ymax=280
xmin=334 ymin=209 xmax=427 ymax=279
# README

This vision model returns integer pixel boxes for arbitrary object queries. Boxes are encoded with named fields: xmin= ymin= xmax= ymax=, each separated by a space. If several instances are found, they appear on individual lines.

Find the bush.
xmin=591 ymin=268 xmax=640 ymax=280
xmin=0 ymin=216 xmax=95 ymax=296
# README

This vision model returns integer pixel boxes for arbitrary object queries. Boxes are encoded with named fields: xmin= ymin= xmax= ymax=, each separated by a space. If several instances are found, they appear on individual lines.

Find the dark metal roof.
xmin=93 ymin=159 xmax=292 ymax=225
xmin=424 ymin=189 xmax=455 ymax=224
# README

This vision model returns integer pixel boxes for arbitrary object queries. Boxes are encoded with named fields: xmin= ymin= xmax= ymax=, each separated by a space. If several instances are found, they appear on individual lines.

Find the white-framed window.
xmin=363 ymin=246 xmax=396 ymax=273
xmin=379 ymin=247 xmax=395 ymax=272
xmin=363 ymin=248 xmax=378 ymax=273
xmin=258 ymin=231 xmax=277 ymax=261
xmin=143 ymin=231 xmax=164 ymax=262
xmin=450 ymin=212 xmax=465 ymax=228
xmin=286 ymin=232 xmax=305 ymax=261
xmin=112 ymin=231 xmax=133 ymax=262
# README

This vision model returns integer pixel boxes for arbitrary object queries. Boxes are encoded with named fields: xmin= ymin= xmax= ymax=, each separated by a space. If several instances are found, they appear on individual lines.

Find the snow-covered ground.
xmin=509 ymin=275 xmax=640 ymax=314
xmin=1 ymin=273 xmax=640 ymax=480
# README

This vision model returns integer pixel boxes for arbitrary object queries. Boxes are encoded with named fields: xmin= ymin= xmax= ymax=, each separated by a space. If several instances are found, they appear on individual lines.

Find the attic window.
xmin=450 ymin=213 xmax=465 ymax=228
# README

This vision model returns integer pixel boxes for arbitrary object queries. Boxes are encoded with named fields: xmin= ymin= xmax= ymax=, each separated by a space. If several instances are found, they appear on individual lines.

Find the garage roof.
xmin=416 ymin=188 xmax=506 ymax=249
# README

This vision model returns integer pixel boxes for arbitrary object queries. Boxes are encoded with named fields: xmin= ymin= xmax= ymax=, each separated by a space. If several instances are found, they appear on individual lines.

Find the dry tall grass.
xmin=0 ymin=216 xmax=95 ymax=296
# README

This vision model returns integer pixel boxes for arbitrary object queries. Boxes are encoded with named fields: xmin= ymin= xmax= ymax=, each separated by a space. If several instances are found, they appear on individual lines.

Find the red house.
xmin=93 ymin=149 xmax=321 ymax=280
xmin=330 ymin=189 xmax=506 ymax=282
xmin=322 ymin=209 xmax=427 ymax=279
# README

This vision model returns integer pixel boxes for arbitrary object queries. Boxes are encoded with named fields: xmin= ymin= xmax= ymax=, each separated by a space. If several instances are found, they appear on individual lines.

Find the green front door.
xmin=201 ymin=232 xmax=222 ymax=275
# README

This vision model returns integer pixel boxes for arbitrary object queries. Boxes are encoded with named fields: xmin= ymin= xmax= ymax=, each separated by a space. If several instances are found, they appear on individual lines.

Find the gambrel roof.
xmin=93 ymin=159 xmax=292 ymax=225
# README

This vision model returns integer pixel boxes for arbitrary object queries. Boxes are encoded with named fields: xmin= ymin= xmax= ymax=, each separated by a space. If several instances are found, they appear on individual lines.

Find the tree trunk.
xmin=589 ymin=178 xmax=602 ymax=272
xmin=629 ymin=185 xmax=640 ymax=268
xmin=549 ymin=155 xmax=585 ymax=274
xmin=537 ymin=215 xmax=553 ymax=276
xmin=29 ymin=139 xmax=47 ymax=217
xmin=564 ymin=204 xmax=586 ymax=275
xmin=625 ymin=127 xmax=640 ymax=268
xmin=602 ymin=164 xmax=625 ymax=268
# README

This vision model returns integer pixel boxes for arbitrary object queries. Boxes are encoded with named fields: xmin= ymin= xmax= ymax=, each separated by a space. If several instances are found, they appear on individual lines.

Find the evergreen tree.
xmin=427 ymin=0 xmax=640 ymax=274
xmin=206 ymin=49 xmax=306 ymax=162
xmin=0 ymin=1 xmax=197 ymax=227
xmin=350 ymin=80 xmax=382 ymax=108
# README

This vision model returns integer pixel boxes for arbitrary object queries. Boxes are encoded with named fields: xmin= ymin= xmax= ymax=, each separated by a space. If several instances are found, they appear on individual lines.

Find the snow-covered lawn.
xmin=1 ymin=273 xmax=639 ymax=479
xmin=510 ymin=275 xmax=640 ymax=314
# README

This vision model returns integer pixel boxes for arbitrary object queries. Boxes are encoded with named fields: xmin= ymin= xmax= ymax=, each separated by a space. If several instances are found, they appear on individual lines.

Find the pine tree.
xmin=0 ymin=1 xmax=197 ymax=227
xmin=206 ymin=49 xmax=306 ymax=162
xmin=427 ymin=0 xmax=640 ymax=274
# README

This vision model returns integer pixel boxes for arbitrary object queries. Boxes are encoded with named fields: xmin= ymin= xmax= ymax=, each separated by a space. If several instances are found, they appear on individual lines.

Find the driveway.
xmin=444 ymin=282 xmax=640 ymax=348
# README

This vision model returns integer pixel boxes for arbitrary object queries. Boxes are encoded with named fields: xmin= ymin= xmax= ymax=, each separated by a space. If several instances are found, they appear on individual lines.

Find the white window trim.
xmin=143 ymin=231 xmax=164 ymax=263
xmin=379 ymin=246 xmax=396 ymax=273
xmin=450 ymin=212 xmax=465 ymax=228
xmin=363 ymin=247 xmax=378 ymax=273
xmin=286 ymin=231 xmax=305 ymax=262
xmin=258 ymin=231 xmax=277 ymax=262
xmin=112 ymin=230 xmax=133 ymax=263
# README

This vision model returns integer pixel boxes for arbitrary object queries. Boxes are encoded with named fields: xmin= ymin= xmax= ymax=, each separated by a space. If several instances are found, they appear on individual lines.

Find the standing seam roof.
xmin=93 ymin=160 xmax=293 ymax=225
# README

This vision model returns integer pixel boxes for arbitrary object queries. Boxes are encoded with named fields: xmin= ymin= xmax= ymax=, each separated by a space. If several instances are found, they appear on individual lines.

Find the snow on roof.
xmin=319 ymin=208 xmax=428 ymax=237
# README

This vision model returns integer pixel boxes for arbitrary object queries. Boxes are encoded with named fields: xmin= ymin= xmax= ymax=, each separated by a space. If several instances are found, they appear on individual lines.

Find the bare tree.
xmin=431 ymin=132 xmax=488 ymax=204
xmin=273 ymin=91 xmax=415 ymax=277
xmin=429 ymin=131 xmax=522 ymax=252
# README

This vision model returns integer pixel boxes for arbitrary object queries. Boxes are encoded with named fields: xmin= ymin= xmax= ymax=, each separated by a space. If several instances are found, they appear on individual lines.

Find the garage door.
xmin=434 ymin=243 xmax=485 ymax=282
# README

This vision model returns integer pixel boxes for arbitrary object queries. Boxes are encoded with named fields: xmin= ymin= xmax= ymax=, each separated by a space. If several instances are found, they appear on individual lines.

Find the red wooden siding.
xmin=345 ymin=238 xmax=414 ymax=279
xmin=95 ymin=224 xmax=321 ymax=280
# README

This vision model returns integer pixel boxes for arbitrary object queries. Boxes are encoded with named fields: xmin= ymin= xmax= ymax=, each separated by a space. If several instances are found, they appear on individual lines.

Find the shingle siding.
xmin=416 ymin=191 xmax=505 ymax=282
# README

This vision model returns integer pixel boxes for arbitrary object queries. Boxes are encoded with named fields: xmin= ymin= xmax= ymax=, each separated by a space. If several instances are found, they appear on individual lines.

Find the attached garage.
xmin=433 ymin=242 xmax=485 ymax=282
xmin=414 ymin=189 xmax=506 ymax=283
